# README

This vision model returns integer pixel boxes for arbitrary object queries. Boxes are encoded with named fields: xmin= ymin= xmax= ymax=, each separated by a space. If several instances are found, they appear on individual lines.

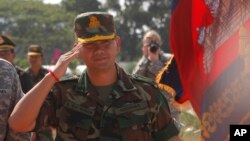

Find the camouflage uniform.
xmin=0 ymin=59 xmax=30 ymax=141
xmin=133 ymin=53 xmax=182 ymax=129
xmin=133 ymin=52 xmax=172 ymax=79
xmin=34 ymin=65 xmax=179 ymax=141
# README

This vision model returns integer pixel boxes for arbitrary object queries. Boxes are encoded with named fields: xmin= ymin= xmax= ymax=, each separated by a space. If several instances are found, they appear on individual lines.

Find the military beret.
xmin=0 ymin=35 xmax=16 ymax=51
xmin=27 ymin=44 xmax=43 ymax=56
xmin=74 ymin=11 xmax=116 ymax=43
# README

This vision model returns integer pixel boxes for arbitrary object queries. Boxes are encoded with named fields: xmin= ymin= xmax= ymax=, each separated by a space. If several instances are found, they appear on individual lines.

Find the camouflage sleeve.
xmin=33 ymin=90 xmax=57 ymax=132
xmin=148 ymin=53 xmax=172 ymax=78
xmin=132 ymin=56 xmax=149 ymax=76
xmin=133 ymin=56 xmax=166 ymax=79
xmin=148 ymin=60 xmax=165 ymax=75
xmin=151 ymin=90 xmax=179 ymax=141
xmin=0 ymin=59 xmax=30 ymax=141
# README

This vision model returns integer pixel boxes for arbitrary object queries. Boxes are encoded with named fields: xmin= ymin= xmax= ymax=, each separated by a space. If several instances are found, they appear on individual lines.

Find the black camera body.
xmin=149 ymin=41 xmax=159 ymax=53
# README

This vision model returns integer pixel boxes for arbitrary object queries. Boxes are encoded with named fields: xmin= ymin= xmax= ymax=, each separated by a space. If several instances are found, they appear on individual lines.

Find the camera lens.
xmin=149 ymin=41 xmax=159 ymax=53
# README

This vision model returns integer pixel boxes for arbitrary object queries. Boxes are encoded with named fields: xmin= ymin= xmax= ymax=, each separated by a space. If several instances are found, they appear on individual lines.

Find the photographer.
xmin=133 ymin=30 xmax=182 ymax=129
xmin=133 ymin=30 xmax=172 ymax=79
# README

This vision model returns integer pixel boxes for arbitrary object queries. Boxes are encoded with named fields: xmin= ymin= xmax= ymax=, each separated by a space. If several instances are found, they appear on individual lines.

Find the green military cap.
xmin=74 ymin=11 xmax=116 ymax=43
xmin=0 ymin=35 xmax=16 ymax=51
xmin=27 ymin=44 xmax=43 ymax=56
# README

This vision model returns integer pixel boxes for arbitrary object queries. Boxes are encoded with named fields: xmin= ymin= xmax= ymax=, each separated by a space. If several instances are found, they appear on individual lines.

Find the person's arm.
xmin=132 ymin=56 xmax=149 ymax=75
xmin=8 ymin=43 xmax=81 ymax=132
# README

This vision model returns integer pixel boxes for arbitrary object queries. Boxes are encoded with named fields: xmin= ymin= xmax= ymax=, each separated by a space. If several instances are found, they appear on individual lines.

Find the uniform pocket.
xmin=56 ymin=101 xmax=95 ymax=140
xmin=115 ymin=101 xmax=153 ymax=141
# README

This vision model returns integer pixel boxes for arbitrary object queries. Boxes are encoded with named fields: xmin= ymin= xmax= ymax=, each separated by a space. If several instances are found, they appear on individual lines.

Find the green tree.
xmin=0 ymin=0 xmax=74 ymax=64
xmin=104 ymin=0 xmax=172 ymax=61
xmin=0 ymin=0 xmax=173 ymax=65
xmin=61 ymin=0 xmax=103 ymax=14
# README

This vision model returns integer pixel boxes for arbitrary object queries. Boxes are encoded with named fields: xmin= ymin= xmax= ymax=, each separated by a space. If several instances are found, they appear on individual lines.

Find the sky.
xmin=43 ymin=0 xmax=62 ymax=4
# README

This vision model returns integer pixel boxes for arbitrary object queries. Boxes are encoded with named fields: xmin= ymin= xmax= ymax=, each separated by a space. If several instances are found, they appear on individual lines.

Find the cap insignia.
xmin=88 ymin=16 xmax=100 ymax=29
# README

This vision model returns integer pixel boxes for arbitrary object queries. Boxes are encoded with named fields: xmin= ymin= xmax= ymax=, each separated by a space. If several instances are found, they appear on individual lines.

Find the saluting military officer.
xmin=9 ymin=12 xmax=180 ymax=141
xmin=133 ymin=30 xmax=182 ymax=129
xmin=0 ymin=35 xmax=33 ymax=93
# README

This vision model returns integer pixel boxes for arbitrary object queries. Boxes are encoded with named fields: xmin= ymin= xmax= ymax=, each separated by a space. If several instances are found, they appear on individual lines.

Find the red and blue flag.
xmin=160 ymin=0 xmax=250 ymax=140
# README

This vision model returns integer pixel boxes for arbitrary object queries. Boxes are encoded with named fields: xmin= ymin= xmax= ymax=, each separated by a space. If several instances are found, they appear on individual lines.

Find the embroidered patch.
xmin=88 ymin=16 xmax=101 ymax=29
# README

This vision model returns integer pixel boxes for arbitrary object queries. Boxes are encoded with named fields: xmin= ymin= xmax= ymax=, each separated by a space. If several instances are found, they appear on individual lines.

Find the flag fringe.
xmin=155 ymin=55 xmax=177 ymax=97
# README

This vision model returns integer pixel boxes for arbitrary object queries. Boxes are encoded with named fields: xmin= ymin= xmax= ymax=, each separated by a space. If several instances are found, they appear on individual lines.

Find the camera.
xmin=149 ymin=41 xmax=159 ymax=53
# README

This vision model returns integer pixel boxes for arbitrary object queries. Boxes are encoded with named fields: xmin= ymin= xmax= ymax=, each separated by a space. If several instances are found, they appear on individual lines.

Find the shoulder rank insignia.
xmin=130 ymin=74 xmax=158 ymax=88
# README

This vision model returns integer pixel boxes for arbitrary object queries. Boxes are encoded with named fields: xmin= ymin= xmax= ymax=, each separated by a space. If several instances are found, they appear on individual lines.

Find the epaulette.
xmin=51 ymin=76 xmax=79 ymax=93
xmin=129 ymin=74 xmax=159 ymax=88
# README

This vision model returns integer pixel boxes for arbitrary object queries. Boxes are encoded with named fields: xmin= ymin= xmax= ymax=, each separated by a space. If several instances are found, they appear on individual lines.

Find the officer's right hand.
xmin=52 ymin=42 xmax=82 ymax=79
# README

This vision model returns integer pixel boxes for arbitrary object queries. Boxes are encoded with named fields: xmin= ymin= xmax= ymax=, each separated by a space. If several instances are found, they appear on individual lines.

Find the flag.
xmin=170 ymin=0 xmax=250 ymax=140
xmin=50 ymin=48 xmax=61 ymax=65
xmin=169 ymin=0 xmax=213 ymax=115
xmin=156 ymin=56 xmax=184 ymax=103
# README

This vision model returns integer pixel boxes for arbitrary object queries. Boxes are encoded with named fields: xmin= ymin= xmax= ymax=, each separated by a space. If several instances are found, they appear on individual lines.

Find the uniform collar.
xmin=78 ymin=63 xmax=137 ymax=95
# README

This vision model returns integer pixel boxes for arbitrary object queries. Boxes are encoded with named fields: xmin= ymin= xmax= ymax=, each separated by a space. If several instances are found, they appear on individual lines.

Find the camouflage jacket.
xmin=25 ymin=67 xmax=48 ymax=86
xmin=0 ymin=59 xmax=30 ymax=141
xmin=35 ymin=65 xmax=179 ymax=141
xmin=133 ymin=52 xmax=172 ymax=80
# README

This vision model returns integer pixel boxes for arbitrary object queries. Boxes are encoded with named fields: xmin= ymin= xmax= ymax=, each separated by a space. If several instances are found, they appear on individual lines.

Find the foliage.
xmin=179 ymin=110 xmax=201 ymax=141
xmin=15 ymin=58 xmax=29 ymax=69
xmin=0 ymin=0 xmax=172 ymax=64
xmin=118 ymin=61 xmax=137 ymax=73
xmin=61 ymin=0 xmax=103 ymax=14
xmin=0 ymin=0 xmax=75 ymax=63
xmin=104 ymin=0 xmax=172 ymax=61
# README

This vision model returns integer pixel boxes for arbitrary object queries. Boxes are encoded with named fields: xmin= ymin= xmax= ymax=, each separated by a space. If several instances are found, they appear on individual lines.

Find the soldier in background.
xmin=0 ymin=35 xmax=33 ymax=93
xmin=133 ymin=30 xmax=182 ymax=129
xmin=9 ymin=12 xmax=180 ymax=141
xmin=26 ymin=44 xmax=48 ymax=86
xmin=133 ymin=30 xmax=172 ymax=78
xmin=0 ymin=58 xmax=30 ymax=141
